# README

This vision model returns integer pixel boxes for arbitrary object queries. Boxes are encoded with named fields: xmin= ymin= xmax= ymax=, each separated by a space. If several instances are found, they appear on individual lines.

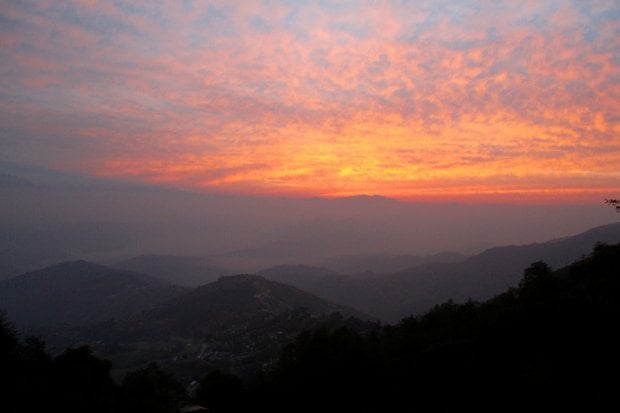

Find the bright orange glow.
xmin=1 ymin=1 xmax=619 ymax=203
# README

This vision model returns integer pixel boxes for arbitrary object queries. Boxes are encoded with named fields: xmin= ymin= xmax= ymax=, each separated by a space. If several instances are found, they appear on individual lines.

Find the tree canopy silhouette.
xmin=2 ymin=243 xmax=619 ymax=412
xmin=246 ymin=243 xmax=620 ymax=412
xmin=605 ymin=198 xmax=620 ymax=212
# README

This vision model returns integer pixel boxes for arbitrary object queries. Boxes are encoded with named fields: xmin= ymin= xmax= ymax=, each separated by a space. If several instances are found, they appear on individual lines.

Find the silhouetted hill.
xmin=113 ymin=254 xmax=230 ymax=287
xmin=259 ymin=223 xmax=620 ymax=321
xmin=147 ymin=274 xmax=366 ymax=334
xmin=61 ymin=274 xmax=370 ymax=380
xmin=3 ymin=243 xmax=617 ymax=411
xmin=249 ymin=243 xmax=620 ymax=412
xmin=0 ymin=261 xmax=186 ymax=329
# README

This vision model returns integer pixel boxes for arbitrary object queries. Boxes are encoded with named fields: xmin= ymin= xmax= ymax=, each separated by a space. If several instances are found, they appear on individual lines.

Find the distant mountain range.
xmin=0 ymin=261 xmax=186 ymax=329
xmin=2 ymin=223 xmax=619 ymax=381
xmin=3 ymin=223 xmax=619 ymax=330
xmin=0 ymin=261 xmax=360 ymax=332
xmin=0 ymin=260 xmax=365 ymax=379
xmin=3 ymin=161 xmax=617 ymax=279
xmin=258 ymin=222 xmax=620 ymax=321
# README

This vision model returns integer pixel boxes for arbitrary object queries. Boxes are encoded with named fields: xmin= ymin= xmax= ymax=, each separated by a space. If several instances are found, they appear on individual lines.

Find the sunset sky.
xmin=1 ymin=1 xmax=619 ymax=202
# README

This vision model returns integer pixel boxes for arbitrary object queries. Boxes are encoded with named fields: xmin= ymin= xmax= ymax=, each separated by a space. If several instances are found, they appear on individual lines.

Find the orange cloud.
xmin=0 ymin=1 xmax=618 ymax=203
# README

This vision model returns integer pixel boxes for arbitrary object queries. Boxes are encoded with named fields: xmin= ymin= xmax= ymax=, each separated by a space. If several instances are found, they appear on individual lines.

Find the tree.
xmin=605 ymin=198 xmax=619 ymax=212
xmin=0 ymin=313 xmax=20 ymax=412
xmin=121 ymin=362 xmax=186 ymax=413
xmin=53 ymin=346 xmax=116 ymax=413
xmin=519 ymin=261 xmax=552 ymax=288
xmin=195 ymin=370 xmax=248 ymax=413
xmin=518 ymin=261 xmax=555 ymax=300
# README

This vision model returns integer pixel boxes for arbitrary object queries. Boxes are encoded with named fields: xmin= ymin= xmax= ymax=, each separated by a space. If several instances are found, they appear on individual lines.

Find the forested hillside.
xmin=2 ymin=243 xmax=618 ymax=412
xmin=247 ymin=242 xmax=620 ymax=411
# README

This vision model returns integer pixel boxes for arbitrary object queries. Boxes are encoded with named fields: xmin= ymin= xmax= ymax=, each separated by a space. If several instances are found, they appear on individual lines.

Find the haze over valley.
xmin=1 ymin=162 xmax=617 ymax=279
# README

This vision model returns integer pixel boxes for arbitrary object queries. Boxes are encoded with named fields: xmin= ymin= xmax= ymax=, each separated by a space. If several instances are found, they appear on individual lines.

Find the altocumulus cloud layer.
xmin=1 ymin=0 xmax=619 ymax=202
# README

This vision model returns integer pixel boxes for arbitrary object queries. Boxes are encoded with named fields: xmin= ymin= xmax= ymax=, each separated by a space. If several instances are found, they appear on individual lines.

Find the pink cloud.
xmin=0 ymin=1 xmax=618 ymax=202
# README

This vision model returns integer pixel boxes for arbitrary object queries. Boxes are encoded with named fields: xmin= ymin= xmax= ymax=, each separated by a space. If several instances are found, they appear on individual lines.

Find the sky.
xmin=1 ymin=0 xmax=619 ymax=203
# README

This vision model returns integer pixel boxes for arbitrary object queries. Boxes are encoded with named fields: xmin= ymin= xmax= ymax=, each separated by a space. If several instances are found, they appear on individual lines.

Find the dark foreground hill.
xmin=0 ymin=260 xmax=367 ymax=377
xmin=146 ymin=274 xmax=364 ymax=334
xmin=0 ymin=261 xmax=185 ymax=329
xmin=2 ymin=243 xmax=618 ymax=412
xmin=259 ymin=223 xmax=620 ymax=321
xmin=246 ymin=242 xmax=620 ymax=411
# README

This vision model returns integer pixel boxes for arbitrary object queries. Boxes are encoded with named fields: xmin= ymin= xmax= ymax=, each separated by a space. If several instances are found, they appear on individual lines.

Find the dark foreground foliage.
xmin=1 ymin=243 xmax=619 ymax=412
xmin=0 ymin=322 xmax=187 ymax=413
xmin=250 ymin=243 xmax=620 ymax=412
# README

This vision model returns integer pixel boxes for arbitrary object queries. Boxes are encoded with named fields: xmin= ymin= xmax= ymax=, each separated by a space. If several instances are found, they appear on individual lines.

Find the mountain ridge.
xmin=0 ymin=260 xmax=186 ymax=329
xmin=257 ymin=222 xmax=620 ymax=321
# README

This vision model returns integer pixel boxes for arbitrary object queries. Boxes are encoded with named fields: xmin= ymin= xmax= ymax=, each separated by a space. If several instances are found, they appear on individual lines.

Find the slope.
xmin=257 ymin=222 xmax=620 ymax=322
xmin=146 ymin=274 xmax=366 ymax=334
xmin=0 ymin=260 xmax=186 ymax=329
xmin=65 ymin=274 xmax=370 ymax=381
xmin=251 ymin=243 xmax=620 ymax=412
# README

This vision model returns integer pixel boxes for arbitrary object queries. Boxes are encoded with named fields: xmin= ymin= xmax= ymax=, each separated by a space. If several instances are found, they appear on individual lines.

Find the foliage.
xmin=121 ymin=363 xmax=186 ymax=413
xmin=244 ymin=243 xmax=620 ymax=412
xmin=605 ymin=198 xmax=620 ymax=212
xmin=2 ymin=243 xmax=619 ymax=412
xmin=0 ymin=319 xmax=187 ymax=413
xmin=195 ymin=370 xmax=248 ymax=413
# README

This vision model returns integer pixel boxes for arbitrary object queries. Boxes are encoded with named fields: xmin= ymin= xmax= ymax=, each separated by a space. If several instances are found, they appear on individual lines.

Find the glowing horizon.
xmin=1 ymin=1 xmax=619 ymax=203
